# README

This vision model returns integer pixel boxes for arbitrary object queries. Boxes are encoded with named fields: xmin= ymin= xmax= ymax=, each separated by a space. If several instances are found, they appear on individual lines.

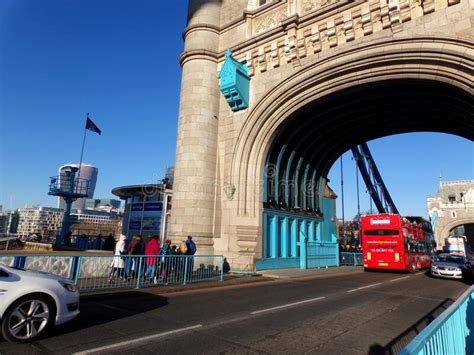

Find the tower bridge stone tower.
xmin=170 ymin=0 xmax=474 ymax=271
xmin=428 ymin=180 xmax=474 ymax=248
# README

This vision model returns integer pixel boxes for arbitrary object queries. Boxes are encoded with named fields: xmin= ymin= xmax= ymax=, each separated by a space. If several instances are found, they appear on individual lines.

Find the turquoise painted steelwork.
xmin=256 ymin=257 xmax=300 ymax=270
xmin=260 ymin=209 xmax=339 ymax=270
xmin=291 ymin=218 xmax=298 ymax=257
xmin=294 ymin=157 xmax=304 ymax=208
xmin=400 ymin=286 xmax=474 ymax=355
xmin=0 ymin=254 xmax=224 ymax=291
xmin=218 ymin=49 xmax=249 ymax=112
xmin=284 ymin=150 xmax=297 ymax=205
xmin=306 ymin=241 xmax=339 ymax=268
xmin=299 ymin=220 xmax=308 ymax=269
xmin=280 ymin=217 xmax=289 ymax=257
xmin=318 ymin=183 xmax=338 ymax=242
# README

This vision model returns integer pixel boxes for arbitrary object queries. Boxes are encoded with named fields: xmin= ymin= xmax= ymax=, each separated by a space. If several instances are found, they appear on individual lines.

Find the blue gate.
xmin=256 ymin=206 xmax=339 ymax=270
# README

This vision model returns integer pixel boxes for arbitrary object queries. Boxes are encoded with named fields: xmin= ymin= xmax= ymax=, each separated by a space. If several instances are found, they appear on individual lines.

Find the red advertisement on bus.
xmin=361 ymin=214 xmax=434 ymax=271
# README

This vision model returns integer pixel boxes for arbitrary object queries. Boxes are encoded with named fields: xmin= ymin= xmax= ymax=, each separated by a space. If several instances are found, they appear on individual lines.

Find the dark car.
xmin=430 ymin=253 xmax=471 ymax=281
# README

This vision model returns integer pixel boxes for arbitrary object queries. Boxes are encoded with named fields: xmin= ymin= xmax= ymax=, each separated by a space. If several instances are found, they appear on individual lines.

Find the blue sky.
xmin=0 ymin=1 xmax=472 ymax=218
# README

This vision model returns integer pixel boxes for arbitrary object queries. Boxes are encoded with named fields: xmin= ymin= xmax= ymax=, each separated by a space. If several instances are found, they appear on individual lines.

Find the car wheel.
xmin=1 ymin=295 xmax=55 ymax=343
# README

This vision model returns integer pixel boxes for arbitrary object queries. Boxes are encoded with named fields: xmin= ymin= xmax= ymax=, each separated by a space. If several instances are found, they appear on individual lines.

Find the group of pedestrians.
xmin=108 ymin=234 xmax=197 ymax=284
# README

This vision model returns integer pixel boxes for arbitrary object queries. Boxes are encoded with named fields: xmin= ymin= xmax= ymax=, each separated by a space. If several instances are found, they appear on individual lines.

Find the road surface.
xmin=0 ymin=269 xmax=470 ymax=354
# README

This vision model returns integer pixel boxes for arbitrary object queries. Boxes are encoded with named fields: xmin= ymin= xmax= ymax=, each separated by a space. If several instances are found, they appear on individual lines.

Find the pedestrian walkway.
xmin=81 ymin=266 xmax=363 ymax=297
xmin=258 ymin=265 xmax=362 ymax=279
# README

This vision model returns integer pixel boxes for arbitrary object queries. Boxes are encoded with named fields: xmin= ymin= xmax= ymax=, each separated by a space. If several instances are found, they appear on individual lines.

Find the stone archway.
xmin=227 ymin=37 xmax=473 ymax=269
xmin=231 ymin=37 xmax=473 ymax=219
xmin=439 ymin=218 xmax=474 ymax=243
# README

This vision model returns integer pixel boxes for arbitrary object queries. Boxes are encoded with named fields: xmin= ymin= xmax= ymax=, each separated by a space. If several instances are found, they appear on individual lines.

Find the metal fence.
xmin=0 ymin=254 xmax=224 ymax=292
xmin=400 ymin=285 xmax=474 ymax=355
xmin=340 ymin=252 xmax=363 ymax=266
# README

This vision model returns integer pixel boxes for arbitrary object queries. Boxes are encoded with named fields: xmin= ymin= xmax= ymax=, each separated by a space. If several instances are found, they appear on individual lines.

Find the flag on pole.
xmin=85 ymin=116 xmax=102 ymax=135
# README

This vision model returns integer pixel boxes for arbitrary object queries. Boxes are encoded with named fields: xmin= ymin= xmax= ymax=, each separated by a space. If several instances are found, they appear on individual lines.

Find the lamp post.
xmin=160 ymin=179 xmax=170 ymax=246
xmin=340 ymin=157 xmax=345 ymax=246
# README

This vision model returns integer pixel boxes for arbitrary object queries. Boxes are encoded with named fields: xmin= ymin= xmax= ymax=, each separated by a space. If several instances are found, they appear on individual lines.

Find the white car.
xmin=0 ymin=265 xmax=80 ymax=343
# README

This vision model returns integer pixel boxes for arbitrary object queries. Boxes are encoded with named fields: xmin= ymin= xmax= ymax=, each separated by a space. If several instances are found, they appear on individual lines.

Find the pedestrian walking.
xmin=185 ymin=235 xmax=197 ymax=279
xmin=64 ymin=231 xmax=72 ymax=246
xmin=103 ymin=234 xmax=116 ymax=251
xmin=158 ymin=240 xmax=172 ymax=284
xmin=144 ymin=235 xmax=160 ymax=283
xmin=109 ymin=234 xmax=127 ymax=282
xmin=127 ymin=235 xmax=143 ymax=278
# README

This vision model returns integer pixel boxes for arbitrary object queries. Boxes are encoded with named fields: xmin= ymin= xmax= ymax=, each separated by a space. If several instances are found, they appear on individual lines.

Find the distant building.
xmin=0 ymin=205 xmax=3 ymax=213
xmin=427 ymin=179 xmax=474 ymax=249
xmin=16 ymin=206 xmax=64 ymax=239
xmin=0 ymin=213 xmax=8 ymax=233
xmin=112 ymin=183 xmax=172 ymax=243
xmin=85 ymin=198 xmax=121 ymax=211
xmin=69 ymin=209 xmax=120 ymax=236
xmin=6 ymin=210 xmax=20 ymax=234
xmin=58 ymin=163 xmax=98 ymax=210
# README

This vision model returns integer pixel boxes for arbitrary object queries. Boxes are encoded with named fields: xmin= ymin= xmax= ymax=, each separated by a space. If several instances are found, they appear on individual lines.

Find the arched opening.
xmin=258 ymin=79 xmax=473 ymax=270
xmin=450 ymin=224 xmax=474 ymax=248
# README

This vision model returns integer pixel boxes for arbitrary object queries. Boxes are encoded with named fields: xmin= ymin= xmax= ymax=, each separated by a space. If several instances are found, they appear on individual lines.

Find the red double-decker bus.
xmin=361 ymin=214 xmax=434 ymax=271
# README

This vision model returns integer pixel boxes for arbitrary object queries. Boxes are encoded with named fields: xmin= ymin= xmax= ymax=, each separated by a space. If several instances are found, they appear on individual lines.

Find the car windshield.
xmin=435 ymin=254 xmax=464 ymax=263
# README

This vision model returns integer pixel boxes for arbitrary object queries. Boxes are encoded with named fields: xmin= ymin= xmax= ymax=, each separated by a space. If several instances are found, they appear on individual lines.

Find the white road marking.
xmin=73 ymin=324 xmax=203 ymax=354
xmin=347 ymin=283 xmax=382 ymax=293
xmin=389 ymin=276 xmax=410 ymax=282
xmin=251 ymin=296 xmax=326 ymax=315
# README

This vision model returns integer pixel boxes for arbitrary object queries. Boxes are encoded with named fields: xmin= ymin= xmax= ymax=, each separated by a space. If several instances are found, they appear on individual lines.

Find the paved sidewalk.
xmin=81 ymin=266 xmax=363 ymax=298
xmin=258 ymin=265 xmax=362 ymax=279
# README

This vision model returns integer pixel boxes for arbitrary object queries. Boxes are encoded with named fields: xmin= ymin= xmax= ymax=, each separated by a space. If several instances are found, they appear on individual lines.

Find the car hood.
xmin=432 ymin=261 xmax=463 ymax=268
xmin=3 ymin=265 xmax=68 ymax=282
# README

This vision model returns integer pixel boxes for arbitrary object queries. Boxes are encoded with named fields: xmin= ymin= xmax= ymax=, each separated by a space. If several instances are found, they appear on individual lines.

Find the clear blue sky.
xmin=0 ymin=0 xmax=188 ymax=209
xmin=0 ymin=1 xmax=472 ymax=218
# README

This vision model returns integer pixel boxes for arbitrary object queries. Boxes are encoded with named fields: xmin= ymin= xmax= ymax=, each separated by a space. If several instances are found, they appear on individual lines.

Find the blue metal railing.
xmin=400 ymin=286 xmax=474 ymax=354
xmin=340 ymin=252 xmax=363 ymax=266
xmin=0 ymin=254 xmax=224 ymax=292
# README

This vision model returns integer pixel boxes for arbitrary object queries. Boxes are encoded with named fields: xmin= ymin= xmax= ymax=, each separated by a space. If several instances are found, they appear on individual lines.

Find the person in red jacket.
xmin=144 ymin=235 xmax=160 ymax=283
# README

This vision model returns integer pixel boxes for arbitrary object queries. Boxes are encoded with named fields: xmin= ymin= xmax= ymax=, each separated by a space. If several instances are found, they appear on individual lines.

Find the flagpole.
xmin=76 ymin=113 xmax=89 ymax=190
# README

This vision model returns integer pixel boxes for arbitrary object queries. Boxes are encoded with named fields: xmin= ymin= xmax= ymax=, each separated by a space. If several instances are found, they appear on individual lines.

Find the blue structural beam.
xmin=218 ymin=49 xmax=250 ymax=112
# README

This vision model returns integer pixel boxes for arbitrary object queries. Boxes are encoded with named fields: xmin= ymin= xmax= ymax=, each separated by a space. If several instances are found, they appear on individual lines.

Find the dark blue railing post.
xmin=70 ymin=255 xmax=81 ymax=281
xmin=74 ymin=256 xmax=82 ymax=284
xmin=183 ymin=257 xmax=189 ymax=285
xmin=135 ymin=257 xmax=143 ymax=289
xmin=13 ymin=256 xmax=26 ymax=269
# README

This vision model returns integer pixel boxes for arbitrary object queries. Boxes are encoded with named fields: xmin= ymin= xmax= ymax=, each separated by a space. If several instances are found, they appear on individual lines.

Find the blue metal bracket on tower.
xmin=218 ymin=49 xmax=250 ymax=112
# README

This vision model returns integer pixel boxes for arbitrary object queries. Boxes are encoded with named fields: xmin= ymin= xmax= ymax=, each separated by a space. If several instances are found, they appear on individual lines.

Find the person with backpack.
xmin=173 ymin=241 xmax=188 ymax=281
xmin=158 ymin=240 xmax=172 ymax=284
xmin=185 ymin=235 xmax=197 ymax=279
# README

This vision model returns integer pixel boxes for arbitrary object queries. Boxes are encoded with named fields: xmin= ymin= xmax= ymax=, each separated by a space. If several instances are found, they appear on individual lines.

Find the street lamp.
xmin=160 ymin=178 xmax=170 ymax=246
